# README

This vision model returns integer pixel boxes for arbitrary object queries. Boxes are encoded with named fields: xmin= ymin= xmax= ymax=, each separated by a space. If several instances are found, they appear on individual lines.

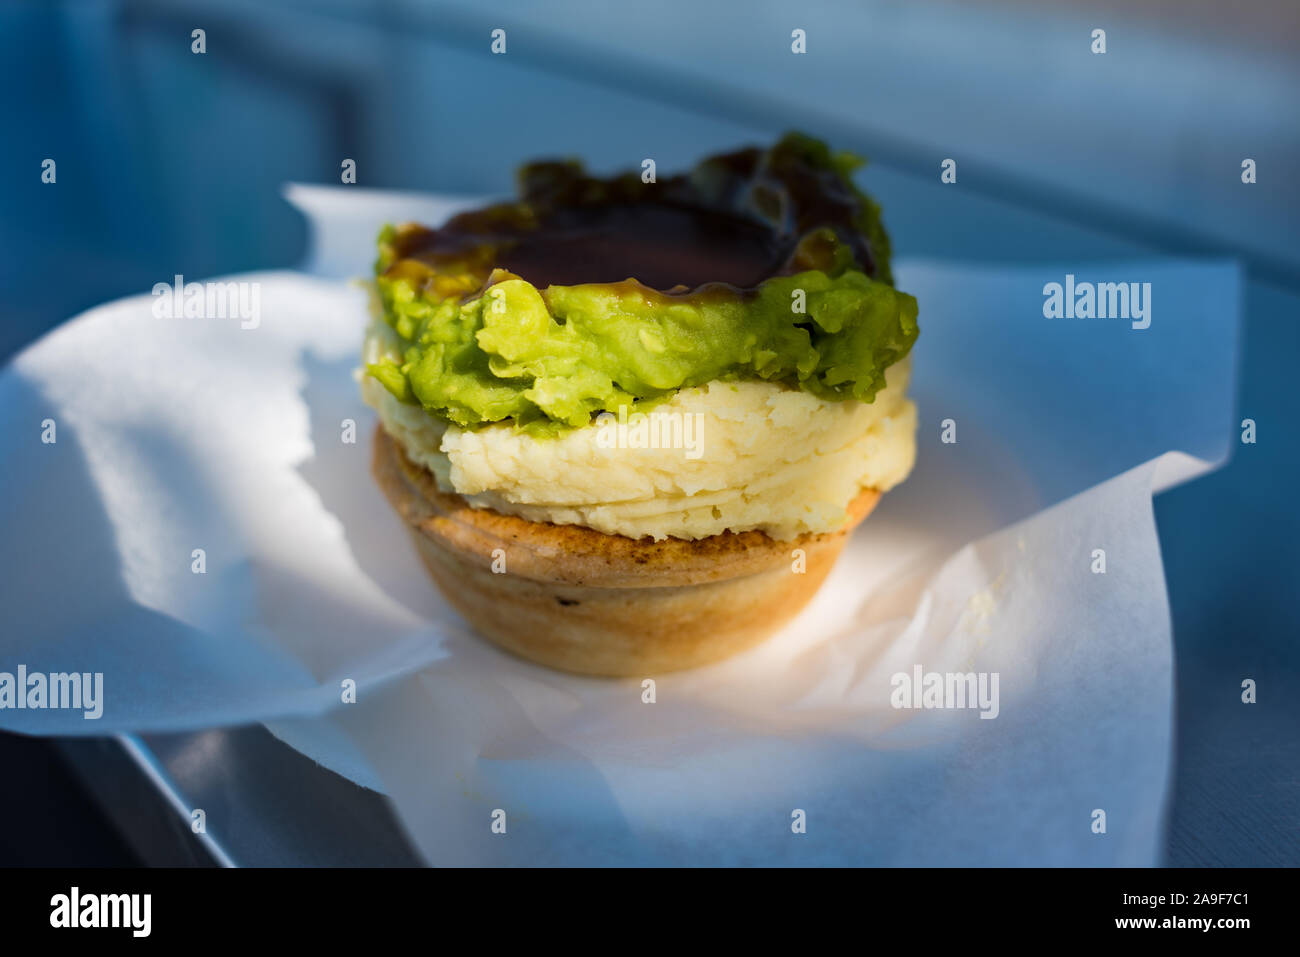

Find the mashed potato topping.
xmin=361 ymin=319 xmax=916 ymax=541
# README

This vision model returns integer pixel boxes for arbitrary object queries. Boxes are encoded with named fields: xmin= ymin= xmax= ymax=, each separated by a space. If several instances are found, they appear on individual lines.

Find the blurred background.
xmin=1 ymin=0 xmax=1297 ymax=865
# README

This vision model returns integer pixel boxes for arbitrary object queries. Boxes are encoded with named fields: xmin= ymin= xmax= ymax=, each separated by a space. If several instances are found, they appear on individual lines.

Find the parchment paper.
xmin=0 ymin=185 xmax=1239 ymax=865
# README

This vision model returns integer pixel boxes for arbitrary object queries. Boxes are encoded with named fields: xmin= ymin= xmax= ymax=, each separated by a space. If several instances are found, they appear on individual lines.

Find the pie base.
xmin=371 ymin=426 xmax=880 ymax=676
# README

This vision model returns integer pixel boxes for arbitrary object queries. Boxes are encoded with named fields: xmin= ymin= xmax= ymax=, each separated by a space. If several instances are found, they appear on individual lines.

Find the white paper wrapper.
xmin=0 ymin=186 xmax=1238 ymax=865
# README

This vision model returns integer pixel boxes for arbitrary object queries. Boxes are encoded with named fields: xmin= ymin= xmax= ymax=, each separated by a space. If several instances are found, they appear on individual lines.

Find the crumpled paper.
xmin=0 ymin=185 xmax=1238 ymax=865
